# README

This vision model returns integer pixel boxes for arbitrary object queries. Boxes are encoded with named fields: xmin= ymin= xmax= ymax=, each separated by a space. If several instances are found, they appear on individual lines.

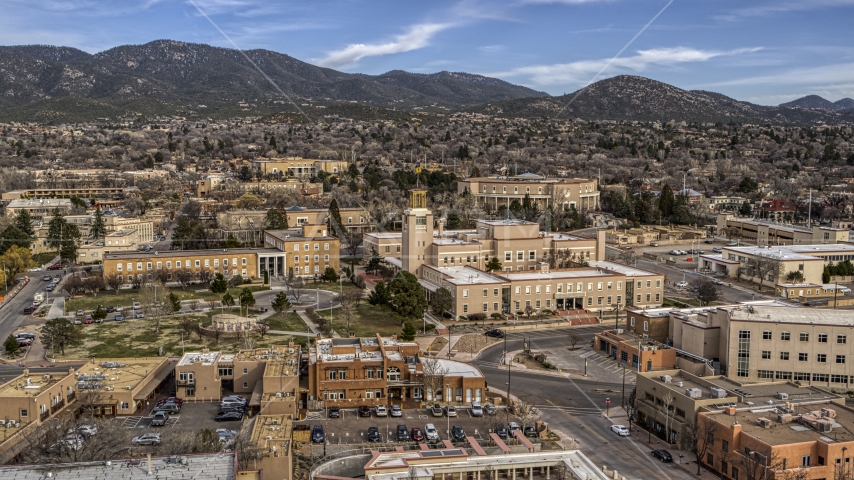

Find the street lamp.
xmin=446 ymin=383 xmax=450 ymax=439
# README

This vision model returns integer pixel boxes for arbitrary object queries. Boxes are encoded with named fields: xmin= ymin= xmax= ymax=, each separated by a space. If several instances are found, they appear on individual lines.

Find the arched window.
xmin=450 ymin=256 xmax=455 ymax=264
xmin=387 ymin=367 xmax=401 ymax=381
xmin=444 ymin=257 xmax=448 ymax=264
xmin=467 ymin=256 xmax=471 ymax=263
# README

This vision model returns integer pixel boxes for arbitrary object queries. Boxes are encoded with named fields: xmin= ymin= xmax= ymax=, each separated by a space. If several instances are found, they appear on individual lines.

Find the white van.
xmin=424 ymin=423 xmax=439 ymax=441
xmin=470 ymin=402 xmax=483 ymax=417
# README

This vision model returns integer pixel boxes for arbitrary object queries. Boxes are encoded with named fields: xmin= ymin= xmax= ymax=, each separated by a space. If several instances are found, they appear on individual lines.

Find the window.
xmin=819 ymin=333 xmax=828 ymax=343
xmin=243 ymin=382 xmax=249 ymax=388
xmin=243 ymin=368 xmax=249 ymax=374
xmin=483 ymin=303 xmax=488 ymax=312
xmin=120 ymin=402 xmax=129 ymax=410
xmin=483 ymin=289 xmax=489 ymax=297
xmin=242 ymin=258 xmax=247 ymax=265
xmin=761 ymin=351 xmax=771 ymax=359
xmin=800 ymin=332 xmax=809 ymax=342
xmin=721 ymin=440 xmax=729 ymax=453
xmin=780 ymin=352 xmax=790 ymax=360
xmin=525 ymin=286 xmax=531 ymax=295
xmin=387 ymin=367 xmax=400 ymax=381
xmin=813 ymin=373 xmax=829 ymax=382
xmin=762 ymin=331 xmax=772 ymax=340
xmin=213 ymin=259 xmax=218 ymax=267
xmin=758 ymin=370 xmax=774 ymax=379
xmin=494 ymin=288 xmax=499 ymax=296
xmin=644 ymin=321 xmax=648 ymax=331
xmin=839 ymin=335 xmax=848 ymax=344
xmin=529 ymin=251 xmax=535 ymax=260
xmin=195 ymin=260 xmax=200 ymax=267
xmin=802 ymin=456 xmax=811 ymax=467
xmin=817 ymin=354 xmax=827 ymax=363
xmin=20 ymin=409 xmax=27 ymax=418
xmin=798 ymin=353 xmax=808 ymax=361
xmin=731 ymin=467 xmax=739 ymax=479
xmin=837 ymin=355 xmax=846 ymax=364
xmin=781 ymin=332 xmax=791 ymax=341
xmin=505 ymin=252 xmax=511 ymax=261
xmin=794 ymin=372 xmax=810 ymax=381
xmin=218 ymin=367 xmax=233 ymax=376
xmin=494 ymin=302 xmax=498 ymax=311
xmin=204 ymin=260 xmax=209 ymax=267
xmin=463 ymin=304 xmax=468 ymax=313
xmin=831 ymin=374 xmax=848 ymax=384
xmin=607 ymin=282 xmax=612 ymax=290
xmin=598 ymin=282 xmax=603 ymax=291
xmin=517 ymin=251 xmax=523 ymax=261
xmin=536 ymin=286 xmax=541 ymax=294
xmin=463 ymin=289 xmax=469 ymax=298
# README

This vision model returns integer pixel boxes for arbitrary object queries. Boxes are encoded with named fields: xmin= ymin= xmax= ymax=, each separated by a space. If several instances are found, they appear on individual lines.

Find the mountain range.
xmin=0 ymin=39 xmax=851 ymax=125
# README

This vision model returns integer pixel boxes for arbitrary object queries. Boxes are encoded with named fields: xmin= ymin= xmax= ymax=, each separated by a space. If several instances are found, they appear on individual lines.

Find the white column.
xmin=546 ymin=466 xmax=550 ymax=480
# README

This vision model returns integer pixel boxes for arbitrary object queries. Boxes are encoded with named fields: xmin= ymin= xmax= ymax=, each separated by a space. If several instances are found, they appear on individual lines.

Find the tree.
xmin=91 ymin=207 xmax=107 ymax=240
xmin=421 ymin=356 xmax=449 ymax=401
xmin=623 ymin=387 xmax=637 ymax=433
xmin=0 ymin=245 xmax=34 ymax=279
xmin=568 ymin=332 xmax=582 ymax=349
xmin=105 ymin=272 xmax=123 ymax=293
xmin=222 ymin=292 xmax=235 ymax=311
xmin=256 ymin=319 xmax=271 ymax=338
xmin=223 ymin=235 xmax=243 ymax=248
xmin=485 ymin=257 xmax=502 ymax=272
xmin=400 ymin=320 xmax=417 ymax=341
xmin=430 ymin=287 xmax=454 ymax=316
xmin=239 ymin=288 xmax=256 ymax=315
xmin=167 ymin=292 xmax=182 ymax=314
xmin=321 ymin=266 xmax=339 ymax=282
xmin=739 ymin=200 xmax=753 ymax=216
xmin=265 ymin=208 xmax=288 ymax=229
xmin=695 ymin=280 xmax=720 ymax=306
xmin=236 ymin=194 xmax=263 ymax=210
xmin=40 ymin=317 xmax=78 ymax=356
xmin=338 ymin=289 xmax=361 ymax=333
xmin=368 ymin=280 xmax=391 ymax=306
xmin=14 ymin=208 xmax=34 ymax=238
xmin=0 ymin=225 xmax=32 ymax=254
xmin=524 ymin=304 xmax=535 ymax=318
xmin=737 ymin=176 xmax=758 ymax=193
xmin=139 ymin=280 xmax=167 ymax=333
xmin=209 ymin=273 xmax=228 ymax=295
xmin=785 ymin=270 xmax=805 ymax=283
xmin=4 ymin=334 xmax=20 ymax=356
xmin=328 ymin=198 xmax=343 ymax=237
xmin=47 ymin=210 xmax=81 ymax=263
xmin=658 ymin=183 xmax=675 ymax=217
xmin=389 ymin=271 xmax=428 ymax=319
xmin=345 ymin=231 xmax=363 ymax=258
xmin=91 ymin=305 xmax=107 ymax=322
xmin=749 ymin=255 xmax=781 ymax=291
xmin=366 ymin=247 xmax=382 ymax=274
xmin=271 ymin=291 xmax=292 ymax=314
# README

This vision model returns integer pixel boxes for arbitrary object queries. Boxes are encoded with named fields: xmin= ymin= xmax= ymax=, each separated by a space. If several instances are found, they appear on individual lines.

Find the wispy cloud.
xmin=491 ymin=46 xmax=763 ymax=86
xmin=714 ymin=0 xmax=854 ymax=21
xmin=701 ymin=62 xmax=854 ymax=88
xmin=478 ymin=45 xmax=506 ymax=53
xmin=520 ymin=0 xmax=614 ymax=4
xmin=316 ymin=22 xmax=454 ymax=68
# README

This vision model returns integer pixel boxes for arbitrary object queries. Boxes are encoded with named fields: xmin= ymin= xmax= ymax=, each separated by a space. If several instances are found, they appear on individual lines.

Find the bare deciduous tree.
xmin=420 ymin=356 xmax=449 ymax=402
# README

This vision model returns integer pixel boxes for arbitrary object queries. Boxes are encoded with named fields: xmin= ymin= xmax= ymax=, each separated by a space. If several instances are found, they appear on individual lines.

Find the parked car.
xmin=396 ymin=424 xmax=410 ymax=441
xmin=484 ymin=329 xmax=505 ymax=338
xmin=22 ymin=305 xmax=36 ymax=314
xmin=53 ymin=276 xmax=61 ymax=283
xmin=431 ymin=404 xmax=443 ymax=417
xmin=115 ymin=305 xmax=124 ymax=312
xmin=359 ymin=406 xmax=372 ymax=417
xmin=523 ymin=425 xmax=537 ymax=438
xmin=367 ymin=426 xmax=381 ymax=442
xmin=133 ymin=433 xmax=162 ymax=445
xmin=727 ymin=242 xmax=739 ymax=246
xmin=76 ymin=310 xmax=84 ymax=317
xmin=711 ymin=278 xmax=724 ymax=285
xmin=610 ymin=425 xmax=630 ymax=436
xmin=76 ymin=424 xmax=99 ymax=437
xmin=651 ymin=450 xmax=673 ymax=462
xmin=115 ymin=315 xmax=124 ymax=321
xmin=16 ymin=333 xmax=35 ymax=341
xmin=704 ymin=239 xmax=714 ymax=244
xmin=446 ymin=406 xmax=457 ymax=417
xmin=133 ymin=302 xmax=141 ymax=310
xmin=470 ymin=402 xmax=483 ymax=417
xmin=157 ymin=397 xmax=183 ymax=406
xmin=155 ymin=404 xmax=180 ymax=414
xmin=508 ymin=422 xmax=521 ymax=433
xmin=222 ymin=395 xmax=247 ymax=404
xmin=375 ymin=405 xmax=388 ymax=417
xmin=134 ymin=312 xmax=145 ymax=319
xmin=451 ymin=425 xmax=466 ymax=441
xmin=649 ymin=241 xmax=658 ymax=247
xmin=151 ymin=412 xmax=169 ymax=427
xmin=328 ymin=406 xmax=340 ymax=418
xmin=390 ymin=405 xmax=403 ymax=417
xmin=106 ymin=306 xmax=116 ymax=313
xmin=668 ymin=250 xmax=680 ymax=255
xmin=215 ymin=411 xmax=243 ymax=422
xmin=18 ymin=340 xmax=31 ymax=347
xmin=411 ymin=427 xmax=424 ymax=442
xmin=311 ymin=424 xmax=325 ymax=443
xmin=712 ymin=247 xmax=723 ymax=253
xmin=84 ymin=317 xmax=93 ymax=324
xmin=676 ymin=281 xmax=689 ymax=288
xmin=45 ymin=285 xmax=54 ymax=292
xmin=494 ymin=423 xmax=508 ymax=439
xmin=43 ymin=275 xmax=51 ymax=281
xmin=484 ymin=403 xmax=497 ymax=415
xmin=424 ymin=423 xmax=440 ymax=441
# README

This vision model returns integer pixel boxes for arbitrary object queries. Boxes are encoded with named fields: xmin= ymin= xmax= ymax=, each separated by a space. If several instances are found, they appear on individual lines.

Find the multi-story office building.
xmin=250 ymin=158 xmax=348 ymax=179
xmin=264 ymin=226 xmax=341 ymax=278
xmin=715 ymin=213 xmax=849 ymax=246
xmin=307 ymin=335 xmax=486 ymax=407
xmin=4 ymin=198 xmax=74 ymax=221
xmin=457 ymin=174 xmax=600 ymax=211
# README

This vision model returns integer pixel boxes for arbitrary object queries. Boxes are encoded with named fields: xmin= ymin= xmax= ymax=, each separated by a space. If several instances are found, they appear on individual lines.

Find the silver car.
xmin=133 ymin=433 xmax=162 ymax=445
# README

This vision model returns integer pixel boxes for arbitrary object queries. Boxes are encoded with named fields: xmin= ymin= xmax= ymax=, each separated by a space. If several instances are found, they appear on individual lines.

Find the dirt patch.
xmin=452 ymin=333 xmax=499 ymax=354
xmin=513 ymin=352 xmax=554 ymax=371
xmin=428 ymin=336 xmax=448 ymax=353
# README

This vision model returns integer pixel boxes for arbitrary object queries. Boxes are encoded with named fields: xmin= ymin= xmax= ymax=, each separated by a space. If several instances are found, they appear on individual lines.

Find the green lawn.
xmin=66 ymin=285 xmax=270 ymax=312
xmin=52 ymin=313 xmax=296 ymax=360
xmin=299 ymin=281 xmax=363 ymax=294
xmin=327 ymin=302 xmax=408 ymax=338
xmin=266 ymin=312 xmax=309 ymax=333
xmin=32 ymin=252 xmax=58 ymax=267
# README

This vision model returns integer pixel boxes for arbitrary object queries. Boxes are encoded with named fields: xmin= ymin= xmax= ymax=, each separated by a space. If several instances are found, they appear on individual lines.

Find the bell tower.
xmin=402 ymin=189 xmax=433 ymax=277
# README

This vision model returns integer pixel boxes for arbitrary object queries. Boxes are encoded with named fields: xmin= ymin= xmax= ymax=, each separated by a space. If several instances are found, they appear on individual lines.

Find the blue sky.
xmin=3 ymin=0 xmax=854 ymax=105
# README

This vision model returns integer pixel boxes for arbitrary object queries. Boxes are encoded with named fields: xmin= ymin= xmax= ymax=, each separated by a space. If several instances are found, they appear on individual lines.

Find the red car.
xmin=47 ymin=264 xmax=65 ymax=271
xmin=157 ymin=396 xmax=183 ymax=406
xmin=411 ymin=427 xmax=424 ymax=442
xmin=84 ymin=316 xmax=93 ymax=324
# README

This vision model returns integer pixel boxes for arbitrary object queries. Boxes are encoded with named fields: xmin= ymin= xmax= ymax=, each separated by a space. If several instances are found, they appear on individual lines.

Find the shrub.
xmin=490 ymin=313 xmax=504 ymax=319
xmin=468 ymin=313 xmax=486 ymax=321
xmin=425 ymin=324 xmax=436 ymax=331
xmin=459 ymin=315 xmax=468 ymax=321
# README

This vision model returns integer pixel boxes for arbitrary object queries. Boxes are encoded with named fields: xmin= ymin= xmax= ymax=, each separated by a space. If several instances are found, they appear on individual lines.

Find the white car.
xmin=727 ymin=242 xmax=739 ymax=246
xmin=711 ymin=278 xmax=724 ymax=285
xmin=375 ymin=405 xmax=388 ymax=417
xmin=390 ymin=405 xmax=403 ymax=417
xmin=446 ymin=406 xmax=457 ymax=417
xmin=676 ymin=281 xmax=689 ymax=288
xmin=712 ymin=247 xmax=723 ymax=253
xmin=668 ymin=250 xmax=680 ymax=255
xmin=611 ymin=425 xmax=630 ymax=436
xmin=424 ymin=423 xmax=440 ymax=441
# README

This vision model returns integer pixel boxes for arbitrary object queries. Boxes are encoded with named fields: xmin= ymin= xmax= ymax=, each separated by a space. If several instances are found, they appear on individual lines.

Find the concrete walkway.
xmin=296 ymin=310 xmax=340 ymax=338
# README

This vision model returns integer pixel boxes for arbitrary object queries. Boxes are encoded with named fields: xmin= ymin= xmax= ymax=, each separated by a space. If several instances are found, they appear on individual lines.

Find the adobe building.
xmin=457 ymin=174 xmax=600 ymax=212
xmin=308 ymin=335 xmax=486 ymax=407
xmin=74 ymin=357 xmax=174 ymax=416
xmin=0 ymin=368 xmax=77 ymax=455
xmin=250 ymin=414 xmax=293 ymax=480
xmin=592 ymin=329 xmax=678 ymax=373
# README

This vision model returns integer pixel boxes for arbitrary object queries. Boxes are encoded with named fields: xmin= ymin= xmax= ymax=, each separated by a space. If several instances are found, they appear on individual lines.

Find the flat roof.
xmin=0 ymin=453 xmax=236 ymax=479
xmin=0 ymin=371 xmax=73 ymax=398
xmin=500 ymin=269 xmax=612 ymax=281
xmin=727 ymin=218 xmax=812 ymax=233
xmin=588 ymin=260 xmax=660 ymax=277
xmin=705 ymin=402 xmax=854 ymax=446
xmin=434 ymin=359 xmax=484 ymax=378
xmin=429 ymin=266 xmax=506 ymax=285
xmin=724 ymin=305 xmax=854 ymax=325
xmin=7 ymin=198 xmax=72 ymax=208
xmin=105 ymin=248 xmax=281 ymax=260
xmin=265 ymin=229 xmax=336 ymax=241
xmin=477 ymin=219 xmax=539 ymax=226
xmin=178 ymin=351 xmax=220 ymax=367
xmin=251 ymin=415 xmax=292 ymax=457
xmin=75 ymin=358 xmax=167 ymax=392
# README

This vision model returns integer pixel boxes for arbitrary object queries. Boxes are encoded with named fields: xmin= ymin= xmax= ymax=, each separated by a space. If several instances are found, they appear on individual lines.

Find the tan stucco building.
xmin=458 ymin=174 xmax=600 ymax=212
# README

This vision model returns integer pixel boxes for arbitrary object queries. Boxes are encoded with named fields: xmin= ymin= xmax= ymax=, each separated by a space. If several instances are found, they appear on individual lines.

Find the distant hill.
xmin=835 ymin=98 xmax=854 ymax=109
xmin=465 ymin=75 xmax=853 ymax=124
xmin=0 ymin=39 xmax=546 ymax=122
xmin=780 ymin=95 xmax=839 ymax=110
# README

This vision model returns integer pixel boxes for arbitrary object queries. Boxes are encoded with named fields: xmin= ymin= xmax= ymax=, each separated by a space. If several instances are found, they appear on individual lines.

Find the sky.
xmin=2 ymin=0 xmax=854 ymax=105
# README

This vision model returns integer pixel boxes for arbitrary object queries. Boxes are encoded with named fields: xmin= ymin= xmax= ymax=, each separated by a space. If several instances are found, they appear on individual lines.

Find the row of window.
xmin=293 ymin=254 xmax=331 ymax=263
xmin=763 ymin=352 xmax=847 ymax=363
xmin=444 ymin=255 xmax=479 ymax=265
xmin=759 ymin=330 xmax=847 ymax=343
xmin=118 ymin=270 xmax=249 ymax=283
xmin=756 ymin=371 xmax=853 ymax=383
xmin=292 ymin=243 xmax=331 ymax=251
xmin=504 ymin=251 xmax=546 ymax=262
xmin=116 ymin=258 xmax=248 ymax=272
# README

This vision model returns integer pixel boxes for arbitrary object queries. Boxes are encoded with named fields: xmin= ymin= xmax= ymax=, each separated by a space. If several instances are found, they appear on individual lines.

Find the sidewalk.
xmin=296 ymin=310 xmax=340 ymax=338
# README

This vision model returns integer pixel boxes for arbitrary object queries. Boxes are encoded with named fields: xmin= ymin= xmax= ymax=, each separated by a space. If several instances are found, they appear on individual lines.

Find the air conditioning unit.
xmin=288 ymin=349 xmax=294 ymax=354
xmin=685 ymin=388 xmax=702 ymax=399
xmin=777 ymin=392 xmax=789 ymax=400
xmin=660 ymin=375 xmax=672 ymax=383
xmin=757 ymin=418 xmax=772 ymax=428
xmin=275 ymin=392 xmax=282 ymax=398
xmin=818 ymin=421 xmax=833 ymax=433
xmin=125 ymin=386 xmax=132 ymax=390
xmin=710 ymin=387 xmax=728 ymax=398
xmin=272 ymin=419 xmax=278 ymax=425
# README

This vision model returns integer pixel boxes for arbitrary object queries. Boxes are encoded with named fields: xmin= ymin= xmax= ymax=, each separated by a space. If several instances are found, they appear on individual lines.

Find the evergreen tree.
xmin=430 ymin=287 xmax=454 ymax=316
xmin=368 ymin=280 xmax=390 ymax=305
xmin=265 ymin=208 xmax=288 ymax=229
xmin=658 ymin=184 xmax=675 ymax=217
xmin=389 ymin=271 xmax=428 ymax=319
xmin=366 ymin=247 xmax=382 ymax=274
xmin=223 ymin=235 xmax=243 ymax=248
xmin=222 ymin=292 xmax=235 ymax=310
xmin=485 ymin=257 xmax=502 ymax=272
xmin=91 ymin=207 xmax=107 ymax=240
xmin=271 ymin=291 xmax=292 ymax=314
xmin=321 ymin=266 xmax=339 ymax=282
xmin=327 ymin=199 xmax=343 ymax=237
xmin=210 ymin=273 xmax=228 ymax=294
xmin=400 ymin=321 xmax=417 ymax=341
xmin=14 ymin=209 xmax=34 ymax=237
xmin=4 ymin=334 xmax=20 ymax=356
xmin=167 ymin=293 xmax=182 ymax=313
xmin=0 ymin=225 xmax=32 ymax=254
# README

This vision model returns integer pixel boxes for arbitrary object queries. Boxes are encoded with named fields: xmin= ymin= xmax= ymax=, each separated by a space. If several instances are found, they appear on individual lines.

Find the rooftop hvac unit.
xmin=685 ymin=388 xmax=702 ymax=399
xmin=777 ymin=413 xmax=793 ymax=424
xmin=677 ymin=382 xmax=683 ymax=387
xmin=710 ymin=387 xmax=728 ymax=398
xmin=822 ymin=408 xmax=837 ymax=419
xmin=125 ymin=386 xmax=132 ymax=390
xmin=777 ymin=392 xmax=789 ymax=400
xmin=817 ymin=421 xmax=833 ymax=433
xmin=275 ymin=392 xmax=282 ymax=398
xmin=660 ymin=375 xmax=672 ymax=383
xmin=757 ymin=418 xmax=772 ymax=428
xmin=288 ymin=349 xmax=294 ymax=354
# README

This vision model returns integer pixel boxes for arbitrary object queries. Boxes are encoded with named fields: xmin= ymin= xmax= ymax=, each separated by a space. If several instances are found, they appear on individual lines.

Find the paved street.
xmin=472 ymin=327 xmax=696 ymax=480
xmin=0 ymin=273 xmax=58 ymax=345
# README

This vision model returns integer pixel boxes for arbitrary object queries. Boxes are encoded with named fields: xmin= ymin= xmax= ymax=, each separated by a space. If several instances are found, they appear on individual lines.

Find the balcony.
xmin=40 ymin=411 xmax=50 ymax=422
xmin=177 ymin=378 xmax=195 ymax=386
xmin=67 ymin=391 xmax=76 ymax=402
xmin=51 ymin=399 xmax=66 ymax=415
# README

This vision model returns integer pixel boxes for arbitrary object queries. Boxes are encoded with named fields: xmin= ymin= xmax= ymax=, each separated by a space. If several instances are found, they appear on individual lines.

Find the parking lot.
xmin=122 ymin=402 xmax=237 ymax=432
xmin=298 ymin=405 xmax=527 ymax=447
